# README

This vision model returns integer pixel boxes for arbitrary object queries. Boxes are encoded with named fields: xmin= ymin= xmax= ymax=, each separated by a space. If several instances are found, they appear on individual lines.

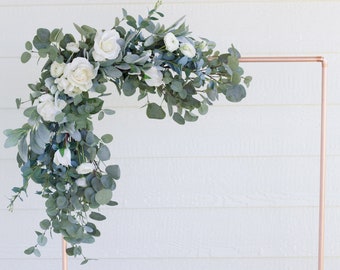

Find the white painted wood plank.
xmin=1 ymin=0 xmax=328 ymax=6
xmin=1 ymin=2 xmax=340 ymax=56
xmin=3 ymin=207 xmax=340 ymax=268
xmin=0 ymin=105 xmax=323 ymax=160
xmin=0 ymin=257 xmax=328 ymax=270
xmin=0 ymin=207 xmax=320 ymax=259
xmin=0 ymin=156 xmax=323 ymax=210
xmin=2 ymin=154 xmax=340 ymax=209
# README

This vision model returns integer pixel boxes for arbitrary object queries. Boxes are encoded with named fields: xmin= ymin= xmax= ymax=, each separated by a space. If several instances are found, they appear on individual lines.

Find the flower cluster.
xmin=4 ymin=0 xmax=251 ymax=264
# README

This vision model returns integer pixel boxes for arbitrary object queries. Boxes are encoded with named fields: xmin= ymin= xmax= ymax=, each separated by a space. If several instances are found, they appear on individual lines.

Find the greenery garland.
xmin=3 ymin=1 xmax=251 ymax=264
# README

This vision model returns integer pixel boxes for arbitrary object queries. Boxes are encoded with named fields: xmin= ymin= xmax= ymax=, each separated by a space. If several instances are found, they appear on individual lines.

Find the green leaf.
xmin=4 ymin=130 xmax=22 ymax=148
xmin=227 ymin=55 xmax=239 ymax=71
xmin=103 ymin=109 xmax=115 ymax=115
xmin=107 ymin=201 xmax=118 ymax=206
xmin=73 ymin=23 xmax=86 ymax=36
xmin=170 ymin=80 xmax=183 ymax=92
xmin=144 ymin=35 xmax=155 ymax=47
xmin=101 ymin=134 xmax=113 ymax=144
xmin=39 ymin=219 xmax=51 ymax=230
xmin=95 ymin=189 xmax=113 ymax=205
xmin=95 ymin=84 xmax=106 ymax=94
xmin=89 ymin=211 xmax=106 ymax=221
xmin=225 ymin=84 xmax=246 ymax=102
xmin=56 ymin=196 xmax=68 ymax=209
xmin=97 ymin=145 xmax=111 ymax=161
xmin=25 ymin=41 xmax=33 ymax=51
xmin=122 ymin=8 xmax=128 ymax=18
xmin=24 ymin=246 xmax=35 ymax=255
xmin=73 ymin=94 xmax=82 ymax=106
xmin=50 ymin=28 xmax=64 ymax=43
xmin=146 ymin=103 xmax=166 ymax=119
xmin=105 ymin=165 xmax=120 ymax=180
xmin=244 ymin=76 xmax=252 ymax=87
xmin=126 ymin=15 xmax=137 ymax=28
xmin=81 ymin=259 xmax=89 ymax=265
xmin=33 ymin=36 xmax=49 ymax=50
xmin=37 ymin=123 xmax=50 ymax=143
xmin=173 ymin=112 xmax=185 ymax=125
xmin=18 ymin=136 xmax=28 ymax=162
xmin=198 ymin=103 xmax=209 ymax=115
xmin=184 ymin=111 xmax=198 ymax=122
xmin=103 ymin=66 xmax=123 ymax=78
xmin=37 ymin=28 xmax=50 ymax=42
xmin=15 ymin=98 xmax=21 ymax=109
xmin=101 ymin=175 xmax=115 ymax=189
xmin=21 ymin=52 xmax=31 ymax=63
xmin=37 ymin=235 xmax=48 ymax=246
xmin=122 ymin=76 xmax=139 ymax=96
xmin=33 ymin=248 xmax=41 ymax=257
xmin=66 ymin=247 xmax=75 ymax=256
xmin=98 ymin=111 xmax=104 ymax=120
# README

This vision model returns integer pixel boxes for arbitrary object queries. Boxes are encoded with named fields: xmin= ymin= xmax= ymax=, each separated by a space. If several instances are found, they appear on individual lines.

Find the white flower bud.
xmin=164 ymin=32 xmax=179 ymax=52
xmin=75 ymin=177 xmax=87 ymax=187
xmin=50 ymin=61 xmax=66 ymax=78
xmin=66 ymin=42 xmax=80 ymax=53
xmin=180 ymin=43 xmax=196 ymax=58
xmin=53 ymin=148 xmax=72 ymax=167
xmin=76 ymin=163 xmax=95 ymax=174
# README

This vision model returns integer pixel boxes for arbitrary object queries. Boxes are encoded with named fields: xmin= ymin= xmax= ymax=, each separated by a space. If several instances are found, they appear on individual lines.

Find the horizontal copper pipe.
xmin=239 ymin=56 xmax=325 ymax=63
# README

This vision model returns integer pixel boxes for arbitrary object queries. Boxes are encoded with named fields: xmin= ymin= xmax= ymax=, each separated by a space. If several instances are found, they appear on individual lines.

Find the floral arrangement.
xmin=3 ymin=0 xmax=251 ymax=264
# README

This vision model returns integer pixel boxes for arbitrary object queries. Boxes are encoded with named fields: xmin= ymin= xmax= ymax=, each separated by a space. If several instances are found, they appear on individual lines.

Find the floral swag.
xmin=4 ymin=1 xmax=251 ymax=264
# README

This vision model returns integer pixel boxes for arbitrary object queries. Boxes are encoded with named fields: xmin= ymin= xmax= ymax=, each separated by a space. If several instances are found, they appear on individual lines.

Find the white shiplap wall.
xmin=0 ymin=0 xmax=340 ymax=269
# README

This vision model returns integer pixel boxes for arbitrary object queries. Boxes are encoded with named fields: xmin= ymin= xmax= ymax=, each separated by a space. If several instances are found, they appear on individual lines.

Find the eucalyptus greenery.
xmin=4 ymin=0 xmax=251 ymax=264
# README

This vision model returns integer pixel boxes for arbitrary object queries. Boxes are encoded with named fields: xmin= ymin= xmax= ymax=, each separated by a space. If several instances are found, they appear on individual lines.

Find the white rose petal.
xmin=76 ymin=163 xmax=95 ymax=174
xmin=37 ymin=94 xmax=67 ymax=122
xmin=61 ymin=57 xmax=98 ymax=96
xmin=50 ymin=61 xmax=66 ymax=78
xmin=180 ymin=43 xmax=196 ymax=58
xmin=75 ymin=177 xmax=87 ymax=187
xmin=144 ymin=66 xmax=163 ymax=87
xmin=164 ymin=32 xmax=179 ymax=52
xmin=53 ymin=148 xmax=72 ymax=167
xmin=66 ymin=42 xmax=80 ymax=53
xmin=93 ymin=29 xmax=121 ymax=61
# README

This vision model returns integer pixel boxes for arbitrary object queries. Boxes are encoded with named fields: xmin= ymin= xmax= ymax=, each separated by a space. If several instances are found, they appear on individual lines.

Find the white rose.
xmin=144 ymin=66 xmax=163 ymax=87
xmin=180 ymin=43 xmax=196 ymax=58
xmin=92 ymin=29 xmax=121 ymax=61
xmin=164 ymin=32 xmax=179 ymax=52
xmin=50 ymin=61 xmax=66 ymax=78
xmin=76 ymin=163 xmax=95 ymax=174
xmin=37 ymin=94 xmax=67 ymax=122
xmin=53 ymin=148 xmax=72 ymax=167
xmin=75 ymin=177 xmax=87 ymax=187
xmin=66 ymin=42 xmax=80 ymax=53
xmin=62 ymin=57 xmax=98 ymax=94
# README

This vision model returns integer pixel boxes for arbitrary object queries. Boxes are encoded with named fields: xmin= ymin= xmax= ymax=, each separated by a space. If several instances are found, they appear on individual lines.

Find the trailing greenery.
xmin=4 ymin=0 xmax=251 ymax=264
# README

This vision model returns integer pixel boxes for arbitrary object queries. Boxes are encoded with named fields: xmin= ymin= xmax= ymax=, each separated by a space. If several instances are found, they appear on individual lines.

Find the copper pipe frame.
xmin=239 ymin=56 xmax=327 ymax=270
xmin=61 ymin=56 xmax=327 ymax=270
xmin=62 ymin=238 xmax=68 ymax=270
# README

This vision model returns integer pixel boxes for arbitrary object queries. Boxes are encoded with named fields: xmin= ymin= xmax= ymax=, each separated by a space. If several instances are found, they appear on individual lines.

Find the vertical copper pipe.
xmin=62 ymin=238 xmax=68 ymax=270
xmin=318 ymin=58 xmax=327 ymax=270
xmin=239 ymin=56 xmax=326 ymax=270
